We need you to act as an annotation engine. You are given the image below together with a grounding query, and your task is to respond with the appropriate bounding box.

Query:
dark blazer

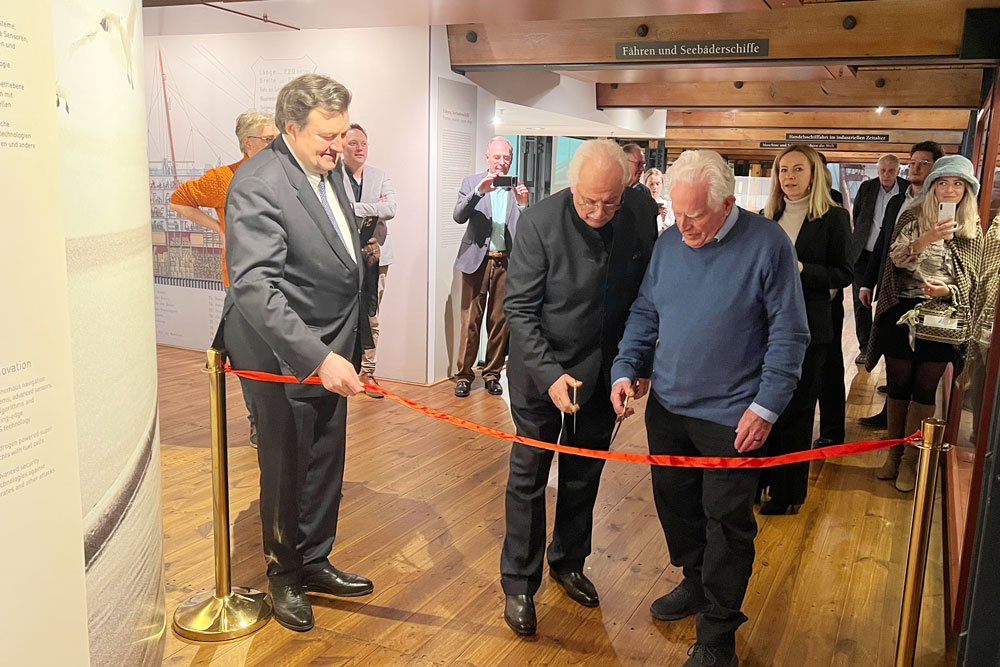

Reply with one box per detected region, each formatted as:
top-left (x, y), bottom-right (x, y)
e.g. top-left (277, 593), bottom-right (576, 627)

top-left (861, 190), bottom-right (909, 291)
top-left (504, 187), bottom-right (657, 404)
top-left (830, 188), bottom-right (844, 205)
top-left (790, 205), bottom-right (854, 345)
top-left (218, 135), bottom-right (368, 398)
top-left (850, 176), bottom-right (909, 263)
top-left (453, 171), bottom-right (521, 274)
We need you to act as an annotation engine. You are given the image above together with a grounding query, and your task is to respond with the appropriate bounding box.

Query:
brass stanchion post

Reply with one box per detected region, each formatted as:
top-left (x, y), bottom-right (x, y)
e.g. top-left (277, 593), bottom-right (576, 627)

top-left (894, 418), bottom-right (949, 667)
top-left (173, 349), bottom-right (272, 641)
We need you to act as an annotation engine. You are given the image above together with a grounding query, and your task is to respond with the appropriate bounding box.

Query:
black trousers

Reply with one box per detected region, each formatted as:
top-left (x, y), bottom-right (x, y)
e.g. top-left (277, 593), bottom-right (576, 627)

top-left (852, 251), bottom-right (873, 350)
top-left (500, 379), bottom-right (615, 596)
top-left (645, 396), bottom-right (763, 647)
top-left (243, 379), bottom-right (347, 586)
top-left (818, 291), bottom-right (846, 443)
top-left (759, 345), bottom-right (826, 506)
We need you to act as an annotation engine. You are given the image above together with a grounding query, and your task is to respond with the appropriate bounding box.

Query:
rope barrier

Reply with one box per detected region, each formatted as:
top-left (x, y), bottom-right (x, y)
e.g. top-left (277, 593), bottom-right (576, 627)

top-left (225, 365), bottom-right (918, 469)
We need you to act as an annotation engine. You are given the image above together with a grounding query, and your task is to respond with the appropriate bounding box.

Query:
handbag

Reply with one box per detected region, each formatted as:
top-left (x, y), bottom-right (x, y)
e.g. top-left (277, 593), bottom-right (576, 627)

top-left (897, 297), bottom-right (970, 347)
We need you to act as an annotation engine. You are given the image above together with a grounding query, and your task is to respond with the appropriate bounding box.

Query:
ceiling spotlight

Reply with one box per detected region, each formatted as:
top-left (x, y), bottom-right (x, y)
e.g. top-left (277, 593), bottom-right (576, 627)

top-left (875, 106), bottom-right (884, 113)
top-left (492, 116), bottom-right (502, 124)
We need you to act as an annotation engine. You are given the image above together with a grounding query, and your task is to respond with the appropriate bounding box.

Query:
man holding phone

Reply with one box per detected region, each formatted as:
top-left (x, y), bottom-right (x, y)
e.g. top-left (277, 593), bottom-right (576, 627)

top-left (452, 136), bottom-right (529, 398)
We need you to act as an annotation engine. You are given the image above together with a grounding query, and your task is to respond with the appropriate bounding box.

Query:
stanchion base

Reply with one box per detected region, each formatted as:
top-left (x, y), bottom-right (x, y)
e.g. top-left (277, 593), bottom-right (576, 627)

top-left (173, 587), bottom-right (272, 641)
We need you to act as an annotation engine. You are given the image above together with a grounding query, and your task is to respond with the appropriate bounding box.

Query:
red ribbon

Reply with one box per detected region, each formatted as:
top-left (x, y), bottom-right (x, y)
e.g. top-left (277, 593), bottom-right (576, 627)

top-left (224, 365), bottom-right (919, 469)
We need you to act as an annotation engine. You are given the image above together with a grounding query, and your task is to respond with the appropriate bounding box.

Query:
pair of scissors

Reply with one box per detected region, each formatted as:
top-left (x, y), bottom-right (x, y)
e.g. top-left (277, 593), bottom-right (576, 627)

top-left (556, 384), bottom-right (580, 445)
top-left (610, 390), bottom-right (632, 446)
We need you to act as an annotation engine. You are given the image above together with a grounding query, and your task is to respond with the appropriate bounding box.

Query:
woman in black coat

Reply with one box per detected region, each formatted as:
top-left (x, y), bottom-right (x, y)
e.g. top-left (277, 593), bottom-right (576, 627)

top-left (758, 144), bottom-right (853, 514)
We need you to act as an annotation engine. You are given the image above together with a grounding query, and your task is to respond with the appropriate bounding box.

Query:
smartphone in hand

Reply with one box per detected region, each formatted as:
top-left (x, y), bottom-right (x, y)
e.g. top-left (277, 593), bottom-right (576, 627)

top-left (938, 202), bottom-right (957, 239)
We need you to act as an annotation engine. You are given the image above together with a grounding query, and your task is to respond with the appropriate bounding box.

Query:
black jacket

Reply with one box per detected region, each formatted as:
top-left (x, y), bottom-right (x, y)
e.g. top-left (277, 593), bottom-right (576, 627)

top-left (504, 187), bottom-right (657, 403)
top-left (790, 206), bottom-right (854, 345)
top-left (861, 191), bottom-right (909, 291)
top-left (850, 176), bottom-right (910, 263)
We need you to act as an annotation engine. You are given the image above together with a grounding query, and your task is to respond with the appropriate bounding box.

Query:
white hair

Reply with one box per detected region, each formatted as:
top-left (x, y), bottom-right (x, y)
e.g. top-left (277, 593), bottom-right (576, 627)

top-left (568, 139), bottom-right (629, 187)
top-left (878, 153), bottom-right (900, 167)
top-left (664, 150), bottom-right (735, 210)
top-left (486, 135), bottom-right (513, 153)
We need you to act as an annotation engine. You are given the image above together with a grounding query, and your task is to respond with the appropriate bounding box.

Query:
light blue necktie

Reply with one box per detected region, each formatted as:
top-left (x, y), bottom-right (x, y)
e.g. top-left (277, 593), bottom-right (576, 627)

top-left (315, 176), bottom-right (355, 262)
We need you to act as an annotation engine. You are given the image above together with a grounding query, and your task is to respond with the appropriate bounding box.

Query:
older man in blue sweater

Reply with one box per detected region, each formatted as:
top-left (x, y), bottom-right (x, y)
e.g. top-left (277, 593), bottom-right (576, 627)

top-left (610, 150), bottom-right (809, 667)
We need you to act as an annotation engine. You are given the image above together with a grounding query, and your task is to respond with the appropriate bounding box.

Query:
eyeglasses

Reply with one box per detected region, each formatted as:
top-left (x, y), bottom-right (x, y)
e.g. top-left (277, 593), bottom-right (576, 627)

top-left (249, 135), bottom-right (276, 144)
top-left (908, 159), bottom-right (933, 168)
top-left (628, 159), bottom-right (646, 168)
top-left (577, 194), bottom-right (624, 213)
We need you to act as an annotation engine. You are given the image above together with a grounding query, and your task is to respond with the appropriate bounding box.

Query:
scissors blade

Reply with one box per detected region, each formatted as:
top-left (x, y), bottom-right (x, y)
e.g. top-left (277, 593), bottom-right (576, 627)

top-left (609, 392), bottom-right (631, 446)
top-left (572, 384), bottom-right (578, 434)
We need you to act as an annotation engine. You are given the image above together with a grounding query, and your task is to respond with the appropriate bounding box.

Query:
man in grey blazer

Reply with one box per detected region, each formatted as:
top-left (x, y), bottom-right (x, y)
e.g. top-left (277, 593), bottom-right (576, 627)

top-left (342, 123), bottom-right (396, 398)
top-left (220, 74), bottom-right (380, 632)
top-left (452, 136), bottom-right (529, 397)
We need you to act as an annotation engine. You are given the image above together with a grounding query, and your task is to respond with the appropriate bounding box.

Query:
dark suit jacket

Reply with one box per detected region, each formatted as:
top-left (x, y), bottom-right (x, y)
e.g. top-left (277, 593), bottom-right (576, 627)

top-left (218, 135), bottom-right (368, 398)
top-left (504, 188), bottom-right (657, 405)
top-left (453, 171), bottom-right (521, 274)
top-left (792, 206), bottom-right (854, 345)
top-left (861, 191), bottom-right (909, 291)
top-left (830, 188), bottom-right (844, 205)
top-left (850, 176), bottom-right (909, 263)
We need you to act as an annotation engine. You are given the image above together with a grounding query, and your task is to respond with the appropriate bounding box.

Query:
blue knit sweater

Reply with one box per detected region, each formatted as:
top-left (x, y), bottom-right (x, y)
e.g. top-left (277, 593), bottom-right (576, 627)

top-left (610, 207), bottom-right (810, 427)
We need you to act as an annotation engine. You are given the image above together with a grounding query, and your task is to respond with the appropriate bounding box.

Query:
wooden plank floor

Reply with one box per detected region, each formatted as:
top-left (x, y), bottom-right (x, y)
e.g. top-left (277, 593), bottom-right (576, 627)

top-left (158, 321), bottom-right (952, 666)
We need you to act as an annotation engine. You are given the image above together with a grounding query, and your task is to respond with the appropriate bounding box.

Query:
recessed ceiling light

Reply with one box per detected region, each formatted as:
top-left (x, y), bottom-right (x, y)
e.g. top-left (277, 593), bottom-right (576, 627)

top-left (875, 106), bottom-right (884, 113)
top-left (492, 116), bottom-right (502, 124)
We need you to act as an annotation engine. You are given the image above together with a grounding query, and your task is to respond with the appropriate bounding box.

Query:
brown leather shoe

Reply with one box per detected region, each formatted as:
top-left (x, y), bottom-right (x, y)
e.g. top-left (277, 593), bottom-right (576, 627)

top-left (359, 372), bottom-right (384, 399)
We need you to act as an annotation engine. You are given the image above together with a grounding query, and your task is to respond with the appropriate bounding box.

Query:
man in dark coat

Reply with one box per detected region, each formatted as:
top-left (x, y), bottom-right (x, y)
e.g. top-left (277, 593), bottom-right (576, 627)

top-left (500, 139), bottom-right (657, 636)
top-left (849, 155), bottom-right (909, 362)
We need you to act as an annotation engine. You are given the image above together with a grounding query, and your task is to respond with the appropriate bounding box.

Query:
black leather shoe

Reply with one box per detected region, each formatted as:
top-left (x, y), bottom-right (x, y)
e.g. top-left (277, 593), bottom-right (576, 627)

top-left (504, 594), bottom-right (536, 635)
top-left (302, 565), bottom-right (374, 597)
top-left (549, 570), bottom-right (599, 607)
top-left (485, 379), bottom-right (503, 396)
top-left (877, 384), bottom-right (888, 394)
top-left (812, 437), bottom-right (834, 448)
top-left (454, 380), bottom-right (471, 397)
top-left (859, 403), bottom-right (888, 428)
top-left (270, 584), bottom-right (313, 631)
top-left (650, 579), bottom-right (709, 621)
top-left (683, 642), bottom-right (738, 667)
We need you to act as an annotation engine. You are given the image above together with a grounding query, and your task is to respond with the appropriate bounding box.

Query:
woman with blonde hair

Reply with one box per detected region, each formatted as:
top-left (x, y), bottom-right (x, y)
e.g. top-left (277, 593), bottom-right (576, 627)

top-left (642, 167), bottom-right (673, 234)
top-left (757, 144), bottom-right (853, 514)
top-left (865, 155), bottom-right (983, 491)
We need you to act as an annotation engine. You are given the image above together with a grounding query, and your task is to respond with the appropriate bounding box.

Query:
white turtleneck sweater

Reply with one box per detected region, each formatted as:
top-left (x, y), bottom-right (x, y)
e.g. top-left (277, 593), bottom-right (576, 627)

top-left (777, 195), bottom-right (810, 244)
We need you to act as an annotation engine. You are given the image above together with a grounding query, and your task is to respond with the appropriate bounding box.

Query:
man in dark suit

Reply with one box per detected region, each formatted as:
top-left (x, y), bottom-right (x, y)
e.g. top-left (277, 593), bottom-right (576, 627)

top-left (622, 143), bottom-right (652, 196)
top-left (220, 74), bottom-right (379, 632)
top-left (500, 139), bottom-right (656, 636)
top-left (452, 136), bottom-right (529, 398)
top-left (856, 141), bottom-right (944, 428)
top-left (849, 155), bottom-right (909, 363)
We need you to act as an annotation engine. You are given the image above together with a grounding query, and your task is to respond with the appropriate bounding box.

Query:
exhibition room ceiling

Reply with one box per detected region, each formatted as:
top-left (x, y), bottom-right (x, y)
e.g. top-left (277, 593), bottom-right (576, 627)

top-left (143, 0), bottom-right (999, 161)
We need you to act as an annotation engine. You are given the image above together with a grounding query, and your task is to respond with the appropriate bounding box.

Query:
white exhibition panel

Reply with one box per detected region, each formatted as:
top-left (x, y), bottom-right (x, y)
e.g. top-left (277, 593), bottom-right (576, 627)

top-left (0, 3), bottom-right (91, 664)
top-left (3, 1), bottom-right (166, 665)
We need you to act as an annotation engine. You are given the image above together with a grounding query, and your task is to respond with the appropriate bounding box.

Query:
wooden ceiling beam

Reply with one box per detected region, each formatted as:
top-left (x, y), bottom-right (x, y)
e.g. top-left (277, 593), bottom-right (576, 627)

top-left (664, 149), bottom-right (912, 163)
top-left (597, 69), bottom-right (984, 109)
top-left (665, 109), bottom-right (972, 130)
top-left (661, 140), bottom-right (959, 153)
top-left (448, 0), bottom-right (996, 69)
top-left (664, 127), bottom-right (964, 144)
